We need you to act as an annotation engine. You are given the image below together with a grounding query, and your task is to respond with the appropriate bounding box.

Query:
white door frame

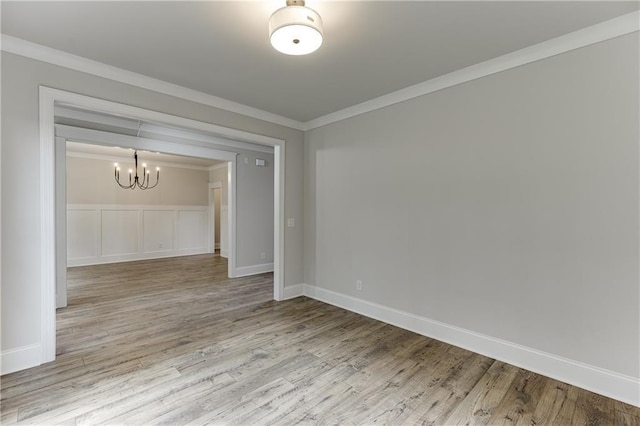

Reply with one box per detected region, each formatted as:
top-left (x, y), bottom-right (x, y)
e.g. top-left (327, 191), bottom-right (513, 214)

top-left (40, 86), bottom-right (286, 364)
top-left (208, 181), bottom-right (223, 253)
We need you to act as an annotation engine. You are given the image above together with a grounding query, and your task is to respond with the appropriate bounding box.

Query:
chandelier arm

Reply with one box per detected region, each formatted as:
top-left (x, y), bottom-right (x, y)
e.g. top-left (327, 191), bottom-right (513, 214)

top-left (114, 170), bottom-right (135, 189)
top-left (113, 151), bottom-right (159, 190)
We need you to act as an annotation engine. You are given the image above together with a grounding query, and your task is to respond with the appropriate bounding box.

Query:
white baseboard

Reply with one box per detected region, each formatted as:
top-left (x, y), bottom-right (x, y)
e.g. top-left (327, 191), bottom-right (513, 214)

top-left (301, 284), bottom-right (640, 407)
top-left (282, 283), bottom-right (305, 300)
top-left (234, 263), bottom-right (274, 277)
top-left (1, 343), bottom-right (42, 375)
top-left (68, 248), bottom-right (209, 267)
top-left (221, 250), bottom-right (228, 259)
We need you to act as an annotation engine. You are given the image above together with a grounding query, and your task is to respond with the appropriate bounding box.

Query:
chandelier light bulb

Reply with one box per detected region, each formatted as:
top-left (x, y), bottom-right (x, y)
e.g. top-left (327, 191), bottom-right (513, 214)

top-left (269, 0), bottom-right (323, 55)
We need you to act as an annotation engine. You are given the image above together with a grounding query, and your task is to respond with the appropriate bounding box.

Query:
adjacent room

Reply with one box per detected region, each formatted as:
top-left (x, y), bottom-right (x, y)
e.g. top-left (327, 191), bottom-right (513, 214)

top-left (1, 1), bottom-right (639, 424)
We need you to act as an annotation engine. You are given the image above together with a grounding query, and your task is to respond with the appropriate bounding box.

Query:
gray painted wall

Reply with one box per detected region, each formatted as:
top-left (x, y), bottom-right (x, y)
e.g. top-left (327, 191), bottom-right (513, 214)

top-left (304, 34), bottom-right (639, 378)
top-left (1, 52), bottom-right (303, 353)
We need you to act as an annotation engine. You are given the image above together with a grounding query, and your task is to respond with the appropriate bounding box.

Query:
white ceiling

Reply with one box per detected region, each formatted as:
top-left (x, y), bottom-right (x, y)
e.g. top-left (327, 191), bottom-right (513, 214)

top-left (2, 1), bottom-right (638, 123)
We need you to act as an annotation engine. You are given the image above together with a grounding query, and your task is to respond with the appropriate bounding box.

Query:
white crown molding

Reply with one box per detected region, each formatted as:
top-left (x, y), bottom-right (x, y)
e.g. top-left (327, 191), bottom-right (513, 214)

top-left (65, 150), bottom-right (215, 171)
top-left (301, 284), bottom-right (640, 407)
top-left (3, 11), bottom-right (638, 133)
top-left (303, 10), bottom-right (640, 130)
top-left (1, 35), bottom-right (305, 131)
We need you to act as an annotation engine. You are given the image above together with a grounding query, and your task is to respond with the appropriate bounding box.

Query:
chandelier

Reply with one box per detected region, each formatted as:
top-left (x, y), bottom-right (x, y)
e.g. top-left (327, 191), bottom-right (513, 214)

top-left (114, 151), bottom-right (160, 190)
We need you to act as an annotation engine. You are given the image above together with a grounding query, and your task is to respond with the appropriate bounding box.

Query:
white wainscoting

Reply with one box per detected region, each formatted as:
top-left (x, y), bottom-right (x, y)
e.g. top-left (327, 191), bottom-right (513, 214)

top-left (67, 204), bottom-right (210, 266)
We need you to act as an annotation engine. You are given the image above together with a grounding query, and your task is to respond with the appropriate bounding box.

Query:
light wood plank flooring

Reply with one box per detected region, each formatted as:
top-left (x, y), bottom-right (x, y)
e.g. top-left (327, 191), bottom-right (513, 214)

top-left (1, 254), bottom-right (638, 425)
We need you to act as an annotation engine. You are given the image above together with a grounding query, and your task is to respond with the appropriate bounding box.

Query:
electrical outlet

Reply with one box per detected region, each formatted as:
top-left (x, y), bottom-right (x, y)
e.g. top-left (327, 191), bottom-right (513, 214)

top-left (356, 280), bottom-right (362, 291)
top-left (261, 252), bottom-right (266, 259)
top-left (287, 218), bottom-right (295, 227)
top-left (158, 243), bottom-right (164, 249)
top-left (244, 157), bottom-right (249, 164)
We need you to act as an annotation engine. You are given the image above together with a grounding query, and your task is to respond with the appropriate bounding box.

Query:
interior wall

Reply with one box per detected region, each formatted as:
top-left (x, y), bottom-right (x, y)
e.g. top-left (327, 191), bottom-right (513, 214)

top-left (236, 152), bottom-right (274, 267)
top-left (207, 156), bottom-right (275, 265)
top-left (67, 156), bottom-right (209, 206)
top-left (304, 33), bottom-right (639, 379)
top-left (1, 51), bottom-right (304, 356)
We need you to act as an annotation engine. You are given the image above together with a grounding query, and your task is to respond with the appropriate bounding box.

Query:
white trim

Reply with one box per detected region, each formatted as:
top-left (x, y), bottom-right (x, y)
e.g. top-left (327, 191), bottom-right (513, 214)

top-left (56, 106), bottom-right (274, 154)
top-left (56, 125), bottom-right (239, 162)
top-left (301, 284), bottom-right (640, 408)
top-left (66, 204), bottom-right (210, 267)
top-left (0, 344), bottom-right (43, 375)
top-left (283, 283), bottom-right (305, 300)
top-left (140, 123), bottom-right (275, 154)
top-left (235, 263), bottom-right (275, 277)
top-left (2, 35), bottom-right (304, 131)
top-left (55, 137), bottom-right (68, 309)
top-left (65, 151), bottom-right (214, 171)
top-left (67, 203), bottom-right (207, 211)
top-left (39, 87), bottom-right (57, 364)
top-left (56, 105), bottom-right (140, 132)
top-left (208, 182), bottom-right (222, 253)
top-left (5, 12), bottom-right (638, 134)
top-left (5, 12), bottom-right (636, 133)
top-left (303, 11), bottom-right (640, 130)
top-left (227, 161), bottom-right (237, 277)
top-left (273, 145), bottom-right (285, 301)
top-left (38, 87), bottom-right (286, 372)
top-left (68, 249), bottom-right (210, 267)
top-left (208, 163), bottom-right (228, 172)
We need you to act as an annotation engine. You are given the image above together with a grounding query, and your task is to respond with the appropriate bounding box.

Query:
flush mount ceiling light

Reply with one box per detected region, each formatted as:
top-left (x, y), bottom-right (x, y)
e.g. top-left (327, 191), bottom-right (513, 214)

top-left (269, 0), bottom-right (323, 55)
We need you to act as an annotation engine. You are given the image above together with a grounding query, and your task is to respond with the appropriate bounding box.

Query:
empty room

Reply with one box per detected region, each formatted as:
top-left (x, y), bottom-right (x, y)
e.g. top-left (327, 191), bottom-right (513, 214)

top-left (1, 1), bottom-right (639, 424)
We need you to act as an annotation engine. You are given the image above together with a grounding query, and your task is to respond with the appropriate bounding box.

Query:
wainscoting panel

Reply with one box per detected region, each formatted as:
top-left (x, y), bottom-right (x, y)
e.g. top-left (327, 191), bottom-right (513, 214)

top-left (101, 209), bottom-right (139, 256)
top-left (67, 209), bottom-right (99, 261)
top-left (178, 210), bottom-right (208, 250)
top-left (67, 204), bottom-right (209, 266)
top-left (143, 210), bottom-right (175, 253)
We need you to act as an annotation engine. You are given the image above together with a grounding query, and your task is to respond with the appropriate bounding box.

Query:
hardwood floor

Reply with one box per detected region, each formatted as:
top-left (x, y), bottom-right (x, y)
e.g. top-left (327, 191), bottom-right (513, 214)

top-left (1, 254), bottom-right (638, 425)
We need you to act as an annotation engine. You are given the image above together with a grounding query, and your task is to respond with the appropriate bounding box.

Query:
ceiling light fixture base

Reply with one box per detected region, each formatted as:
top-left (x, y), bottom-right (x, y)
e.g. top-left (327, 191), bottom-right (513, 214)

top-left (269, 0), bottom-right (323, 56)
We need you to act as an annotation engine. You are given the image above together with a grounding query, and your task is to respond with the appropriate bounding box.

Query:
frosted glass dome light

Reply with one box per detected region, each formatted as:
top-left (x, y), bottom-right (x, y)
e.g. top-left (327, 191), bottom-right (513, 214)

top-left (269, 0), bottom-right (323, 55)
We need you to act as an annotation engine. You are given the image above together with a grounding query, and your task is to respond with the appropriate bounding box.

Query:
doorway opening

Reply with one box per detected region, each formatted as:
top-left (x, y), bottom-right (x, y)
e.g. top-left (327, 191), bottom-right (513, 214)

top-left (41, 87), bottom-right (286, 365)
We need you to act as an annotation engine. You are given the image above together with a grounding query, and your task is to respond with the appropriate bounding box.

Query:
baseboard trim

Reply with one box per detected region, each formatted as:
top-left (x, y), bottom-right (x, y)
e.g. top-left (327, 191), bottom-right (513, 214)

top-left (1, 343), bottom-right (42, 375)
top-left (302, 284), bottom-right (640, 407)
top-left (67, 248), bottom-right (210, 267)
top-left (282, 283), bottom-right (305, 300)
top-left (235, 262), bottom-right (274, 277)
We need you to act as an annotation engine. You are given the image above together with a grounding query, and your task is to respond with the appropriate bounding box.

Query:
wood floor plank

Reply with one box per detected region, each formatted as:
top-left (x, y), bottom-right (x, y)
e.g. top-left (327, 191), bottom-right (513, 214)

top-left (1, 254), bottom-right (637, 425)
top-left (442, 361), bottom-right (520, 425)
